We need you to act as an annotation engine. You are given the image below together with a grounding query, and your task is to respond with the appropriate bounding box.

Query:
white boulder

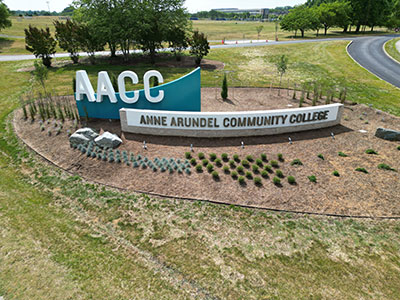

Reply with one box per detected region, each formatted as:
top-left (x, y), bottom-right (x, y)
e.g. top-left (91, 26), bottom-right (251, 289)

top-left (94, 131), bottom-right (122, 149)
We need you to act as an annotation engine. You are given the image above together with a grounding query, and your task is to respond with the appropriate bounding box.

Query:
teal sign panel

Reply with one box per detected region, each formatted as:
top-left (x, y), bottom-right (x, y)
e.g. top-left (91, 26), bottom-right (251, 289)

top-left (75, 68), bottom-right (201, 120)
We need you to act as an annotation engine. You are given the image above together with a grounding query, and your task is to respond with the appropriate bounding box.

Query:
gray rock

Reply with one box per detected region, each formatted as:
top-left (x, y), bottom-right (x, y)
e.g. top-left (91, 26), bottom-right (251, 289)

top-left (75, 127), bottom-right (99, 140)
top-left (94, 131), bottom-right (122, 149)
top-left (69, 132), bottom-right (90, 145)
top-left (375, 128), bottom-right (400, 141)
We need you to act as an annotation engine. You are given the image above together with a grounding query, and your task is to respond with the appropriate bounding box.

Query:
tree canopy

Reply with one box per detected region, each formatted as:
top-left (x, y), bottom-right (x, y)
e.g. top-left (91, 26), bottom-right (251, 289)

top-left (0, 0), bottom-right (11, 31)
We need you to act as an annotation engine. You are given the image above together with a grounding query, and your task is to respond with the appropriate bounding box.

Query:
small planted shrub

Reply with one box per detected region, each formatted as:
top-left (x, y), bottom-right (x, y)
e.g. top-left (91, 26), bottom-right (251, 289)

top-left (223, 165), bottom-right (230, 173)
top-left (206, 163), bottom-right (214, 172)
top-left (198, 152), bottom-right (205, 159)
top-left (245, 171), bottom-right (253, 179)
top-left (241, 160), bottom-right (250, 168)
top-left (233, 154), bottom-right (240, 162)
top-left (287, 176), bottom-right (296, 184)
top-left (231, 171), bottom-right (238, 179)
top-left (185, 168), bottom-right (191, 175)
top-left (264, 165), bottom-right (273, 173)
top-left (185, 152), bottom-right (191, 159)
top-left (397, 145), bottom-right (400, 151)
top-left (221, 153), bottom-right (228, 161)
top-left (237, 165), bottom-right (244, 173)
top-left (246, 155), bottom-right (254, 162)
top-left (253, 177), bottom-right (262, 186)
top-left (276, 169), bottom-right (284, 178)
top-left (332, 170), bottom-right (340, 177)
top-left (378, 163), bottom-right (396, 172)
top-left (202, 159), bottom-right (209, 166)
top-left (365, 149), bottom-right (378, 155)
top-left (209, 153), bottom-right (217, 161)
top-left (270, 160), bottom-right (279, 168)
top-left (229, 160), bottom-right (236, 168)
top-left (290, 159), bottom-right (303, 166)
top-left (317, 154), bottom-right (325, 160)
top-left (277, 153), bottom-right (284, 161)
top-left (255, 158), bottom-right (263, 167)
top-left (338, 151), bottom-right (348, 157)
top-left (355, 167), bottom-right (368, 174)
top-left (211, 171), bottom-right (219, 180)
top-left (215, 158), bottom-right (222, 167)
top-left (238, 176), bottom-right (245, 185)
top-left (195, 164), bottom-right (203, 172)
top-left (308, 175), bottom-right (317, 183)
top-left (260, 153), bottom-right (267, 161)
top-left (190, 158), bottom-right (197, 165)
top-left (273, 176), bottom-right (281, 186)
top-left (252, 165), bottom-right (259, 173)
top-left (261, 170), bottom-right (269, 178)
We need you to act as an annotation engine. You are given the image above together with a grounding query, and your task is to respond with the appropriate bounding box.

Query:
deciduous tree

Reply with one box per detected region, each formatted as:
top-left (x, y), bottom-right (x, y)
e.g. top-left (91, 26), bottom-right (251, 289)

top-left (189, 30), bottom-right (210, 66)
top-left (24, 25), bottom-right (57, 67)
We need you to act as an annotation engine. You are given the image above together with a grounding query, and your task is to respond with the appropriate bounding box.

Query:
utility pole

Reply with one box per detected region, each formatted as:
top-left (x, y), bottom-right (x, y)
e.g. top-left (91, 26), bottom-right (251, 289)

top-left (46, 1), bottom-right (50, 13)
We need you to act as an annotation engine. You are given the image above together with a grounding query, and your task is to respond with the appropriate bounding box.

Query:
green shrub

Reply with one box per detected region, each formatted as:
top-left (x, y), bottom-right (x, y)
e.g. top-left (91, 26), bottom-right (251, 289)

top-left (264, 165), bottom-right (273, 173)
top-left (238, 176), bottom-right (245, 184)
top-left (190, 158), bottom-right (196, 165)
top-left (317, 154), bottom-right (325, 160)
top-left (221, 73), bottom-right (228, 100)
top-left (209, 153), bottom-right (217, 161)
top-left (365, 149), bottom-right (378, 155)
top-left (355, 167), bottom-right (368, 174)
top-left (397, 145), bottom-right (400, 151)
top-left (221, 153), bottom-right (228, 161)
top-left (231, 171), bottom-right (238, 178)
top-left (255, 158), bottom-right (263, 166)
top-left (202, 159), bottom-right (209, 166)
top-left (206, 163), bottom-right (214, 172)
top-left (270, 160), bottom-right (279, 168)
top-left (198, 152), bottom-right (205, 159)
top-left (276, 169), bottom-right (284, 178)
top-left (215, 158), bottom-right (222, 166)
top-left (245, 171), bottom-right (253, 179)
top-left (260, 153), bottom-right (267, 161)
top-left (290, 159), bottom-right (303, 166)
top-left (378, 163), bottom-right (396, 172)
top-left (246, 155), bottom-right (254, 162)
top-left (233, 154), bottom-right (240, 162)
top-left (287, 176), bottom-right (296, 184)
top-left (241, 160), bottom-right (250, 167)
top-left (229, 160), bottom-right (236, 168)
top-left (273, 176), bottom-right (281, 185)
top-left (223, 165), bottom-right (230, 173)
top-left (332, 170), bottom-right (340, 177)
top-left (185, 168), bottom-right (191, 175)
top-left (211, 171), bottom-right (219, 179)
top-left (338, 151), bottom-right (348, 157)
top-left (237, 166), bottom-right (244, 173)
top-left (254, 177), bottom-right (262, 185)
top-left (261, 170), bottom-right (269, 178)
top-left (195, 165), bottom-right (202, 172)
top-left (308, 175), bottom-right (317, 182)
top-left (185, 152), bottom-right (191, 159)
top-left (277, 153), bottom-right (284, 161)
top-left (252, 164), bottom-right (259, 173)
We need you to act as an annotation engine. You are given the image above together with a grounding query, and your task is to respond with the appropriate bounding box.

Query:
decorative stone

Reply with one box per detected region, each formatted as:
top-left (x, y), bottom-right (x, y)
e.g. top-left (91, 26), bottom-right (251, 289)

top-left (75, 127), bottom-right (99, 140)
top-left (69, 132), bottom-right (90, 145)
top-left (375, 128), bottom-right (400, 141)
top-left (94, 131), bottom-right (122, 149)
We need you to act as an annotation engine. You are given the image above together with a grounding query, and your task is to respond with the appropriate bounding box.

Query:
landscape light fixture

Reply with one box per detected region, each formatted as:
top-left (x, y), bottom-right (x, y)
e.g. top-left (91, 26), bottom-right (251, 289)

top-left (288, 137), bottom-right (292, 144)
top-left (143, 141), bottom-right (147, 150)
top-left (241, 141), bottom-right (244, 149)
top-left (331, 132), bottom-right (335, 140)
top-left (190, 144), bottom-right (193, 152)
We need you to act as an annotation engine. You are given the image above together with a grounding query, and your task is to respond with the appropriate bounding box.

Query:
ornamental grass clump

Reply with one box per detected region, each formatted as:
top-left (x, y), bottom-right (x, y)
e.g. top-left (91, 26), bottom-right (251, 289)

top-left (338, 151), bottom-right (348, 157)
top-left (221, 153), bottom-right (228, 161)
top-left (238, 176), bottom-right (245, 185)
top-left (185, 168), bottom-right (191, 175)
top-left (185, 152), bottom-right (191, 159)
top-left (332, 170), bottom-right (340, 177)
top-left (215, 158), bottom-right (222, 167)
top-left (209, 153), bottom-right (217, 161)
top-left (355, 167), bottom-right (368, 174)
top-left (287, 176), bottom-right (296, 184)
top-left (255, 158), bottom-right (263, 167)
top-left (198, 152), bottom-right (205, 159)
top-left (202, 159), bottom-right (209, 166)
top-left (277, 153), bottom-right (284, 162)
top-left (378, 163), bottom-right (396, 172)
top-left (317, 154), bottom-right (325, 160)
top-left (397, 145), bottom-right (400, 151)
top-left (231, 171), bottom-right (238, 179)
top-left (195, 165), bottom-right (203, 172)
top-left (308, 175), bottom-right (317, 182)
top-left (233, 154), bottom-right (240, 162)
top-left (206, 163), bottom-right (214, 172)
top-left (290, 159), bottom-right (303, 166)
top-left (276, 169), bottom-right (284, 178)
top-left (260, 153), bottom-right (267, 161)
top-left (190, 158), bottom-right (196, 165)
top-left (254, 177), bottom-right (262, 186)
top-left (241, 160), bottom-right (250, 168)
top-left (365, 149), bottom-right (378, 155)
top-left (245, 171), bottom-right (253, 179)
top-left (223, 165), bottom-right (230, 173)
top-left (229, 160), bottom-right (236, 168)
top-left (270, 160), bottom-right (279, 168)
top-left (211, 171), bottom-right (219, 180)
top-left (273, 176), bottom-right (281, 186)
top-left (237, 165), bottom-right (244, 173)
top-left (246, 155), bottom-right (254, 162)
top-left (261, 170), bottom-right (269, 178)
top-left (264, 165), bottom-right (273, 173)
top-left (252, 165), bottom-right (259, 173)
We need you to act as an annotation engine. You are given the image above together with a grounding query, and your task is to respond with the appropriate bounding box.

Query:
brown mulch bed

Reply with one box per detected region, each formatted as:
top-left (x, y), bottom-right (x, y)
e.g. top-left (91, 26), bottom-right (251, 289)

top-left (14, 88), bottom-right (400, 217)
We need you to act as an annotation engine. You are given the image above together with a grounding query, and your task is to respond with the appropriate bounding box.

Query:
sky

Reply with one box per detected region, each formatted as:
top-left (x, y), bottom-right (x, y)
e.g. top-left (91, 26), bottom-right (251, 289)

top-left (5, 0), bottom-right (305, 13)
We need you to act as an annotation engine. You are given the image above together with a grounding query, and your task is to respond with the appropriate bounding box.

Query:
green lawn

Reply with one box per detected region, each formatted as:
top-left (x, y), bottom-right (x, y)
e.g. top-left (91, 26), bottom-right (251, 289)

top-left (385, 37), bottom-right (400, 63)
top-left (1, 41), bottom-right (400, 299)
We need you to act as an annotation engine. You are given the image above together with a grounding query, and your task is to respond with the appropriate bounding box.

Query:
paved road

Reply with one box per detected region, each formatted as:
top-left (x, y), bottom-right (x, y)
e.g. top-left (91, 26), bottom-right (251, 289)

top-left (347, 35), bottom-right (400, 88)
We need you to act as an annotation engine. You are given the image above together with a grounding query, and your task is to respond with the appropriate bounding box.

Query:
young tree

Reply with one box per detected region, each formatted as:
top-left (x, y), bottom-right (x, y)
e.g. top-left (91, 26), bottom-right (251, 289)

top-left (189, 30), bottom-right (210, 66)
top-left (32, 60), bottom-right (49, 93)
top-left (0, 0), bottom-right (11, 31)
top-left (276, 55), bottom-right (288, 95)
top-left (76, 23), bottom-right (105, 64)
top-left (256, 25), bottom-right (263, 40)
top-left (24, 25), bottom-right (57, 67)
top-left (221, 74), bottom-right (228, 100)
top-left (167, 27), bottom-right (189, 61)
top-left (54, 19), bottom-right (81, 63)
top-left (280, 5), bottom-right (319, 37)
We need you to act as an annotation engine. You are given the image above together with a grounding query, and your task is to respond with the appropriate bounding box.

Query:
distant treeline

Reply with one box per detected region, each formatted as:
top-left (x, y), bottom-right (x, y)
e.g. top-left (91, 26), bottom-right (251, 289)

top-left (190, 7), bottom-right (293, 21)
top-left (10, 6), bottom-right (75, 17)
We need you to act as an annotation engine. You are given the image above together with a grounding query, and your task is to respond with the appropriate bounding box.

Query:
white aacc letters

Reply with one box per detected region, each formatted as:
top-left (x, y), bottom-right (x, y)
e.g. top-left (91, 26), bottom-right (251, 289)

top-left (75, 70), bottom-right (164, 104)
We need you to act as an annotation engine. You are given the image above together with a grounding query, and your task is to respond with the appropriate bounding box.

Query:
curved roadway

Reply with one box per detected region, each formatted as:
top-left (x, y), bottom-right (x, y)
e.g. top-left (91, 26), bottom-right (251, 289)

top-left (2, 34), bottom-right (400, 88)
